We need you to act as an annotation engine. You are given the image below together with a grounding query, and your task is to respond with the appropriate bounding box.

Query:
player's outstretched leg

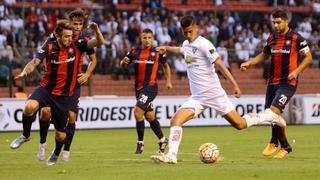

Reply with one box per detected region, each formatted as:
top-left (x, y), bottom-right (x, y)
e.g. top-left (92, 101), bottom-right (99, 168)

top-left (241, 108), bottom-right (286, 128)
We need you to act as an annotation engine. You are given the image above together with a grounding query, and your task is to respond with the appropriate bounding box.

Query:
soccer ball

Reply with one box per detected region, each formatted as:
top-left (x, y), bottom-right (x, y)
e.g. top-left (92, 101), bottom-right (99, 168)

top-left (198, 143), bottom-right (220, 164)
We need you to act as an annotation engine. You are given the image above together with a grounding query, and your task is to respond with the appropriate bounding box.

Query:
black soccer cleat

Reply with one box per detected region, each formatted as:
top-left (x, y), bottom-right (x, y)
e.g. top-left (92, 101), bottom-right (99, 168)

top-left (158, 138), bottom-right (168, 154)
top-left (135, 142), bottom-right (144, 154)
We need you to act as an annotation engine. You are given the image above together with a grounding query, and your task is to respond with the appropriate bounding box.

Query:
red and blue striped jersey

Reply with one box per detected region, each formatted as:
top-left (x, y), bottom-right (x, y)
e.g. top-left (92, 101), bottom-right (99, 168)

top-left (263, 29), bottom-right (310, 87)
top-left (36, 39), bottom-right (89, 96)
top-left (126, 46), bottom-right (167, 90)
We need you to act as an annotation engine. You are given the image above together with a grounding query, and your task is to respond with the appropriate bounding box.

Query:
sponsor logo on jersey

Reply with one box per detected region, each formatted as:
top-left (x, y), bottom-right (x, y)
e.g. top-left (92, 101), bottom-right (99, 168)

top-left (51, 56), bottom-right (75, 64)
top-left (185, 57), bottom-right (196, 64)
top-left (134, 60), bottom-right (155, 64)
top-left (271, 49), bottom-right (290, 54)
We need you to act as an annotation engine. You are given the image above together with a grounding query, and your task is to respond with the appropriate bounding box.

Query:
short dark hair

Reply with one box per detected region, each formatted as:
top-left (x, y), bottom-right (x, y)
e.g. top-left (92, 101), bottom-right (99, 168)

top-left (54, 19), bottom-right (73, 37)
top-left (272, 9), bottom-right (289, 20)
top-left (68, 9), bottom-right (86, 21)
top-left (180, 15), bottom-right (196, 29)
top-left (142, 28), bottom-right (153, 35)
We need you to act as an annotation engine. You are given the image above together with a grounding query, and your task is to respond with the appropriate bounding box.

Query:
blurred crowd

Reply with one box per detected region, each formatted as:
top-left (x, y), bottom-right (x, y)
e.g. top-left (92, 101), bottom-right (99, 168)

top-left (0, 0), bottom-right (320, 87)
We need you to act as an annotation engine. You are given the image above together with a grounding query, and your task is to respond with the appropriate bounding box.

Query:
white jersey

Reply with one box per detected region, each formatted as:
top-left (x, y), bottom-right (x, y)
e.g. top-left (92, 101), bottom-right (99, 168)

top-left (181, 36), bottom-right (226, 99)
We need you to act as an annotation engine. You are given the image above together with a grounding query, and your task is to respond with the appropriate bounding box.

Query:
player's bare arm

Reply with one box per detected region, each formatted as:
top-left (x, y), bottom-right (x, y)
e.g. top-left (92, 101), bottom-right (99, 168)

top-left (78, 53), bottom-right (97, 84)
top-left (240, 52), bottom-right (270, 71)
top-left (156, 46), bottom-right (183, 56)
top-left (288, 51), bottom-right (312, 80)
top-left (120, 56), bottom-right (130, 68)
top-left (215, 58), bottom-right (242, 98)
top-left (15, 58), bottom-right (41, 80)
top-left (162, 63), bottom-right (173, 89)
top-left (86, 22), bottom-right (106, 49)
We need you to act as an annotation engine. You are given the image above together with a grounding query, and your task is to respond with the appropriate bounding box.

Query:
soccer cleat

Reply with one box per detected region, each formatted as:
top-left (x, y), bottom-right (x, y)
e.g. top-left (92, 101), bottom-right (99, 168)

top-left (262, 143), bottom-right (278, 156)
top-left (135, 142), bottom-right (144, 154)
top-left (37, 143), bottom-right (47, 161)
top-left (61, 150), bottom-right (70, 161)
top-left (273, 147), bottom-right (292, 159)
top-left (10, 135), bottom-right (30, 149)
top-left (158, 138), bottom-right (168, 154)
top-left (151, 154), bottom-right (177, 164)
top-left (264, 109), bottom-right (287, 127)
top-left (271, 116), bottom-right (287, 127)
top-left (47, 152), bottom-right (58, 166)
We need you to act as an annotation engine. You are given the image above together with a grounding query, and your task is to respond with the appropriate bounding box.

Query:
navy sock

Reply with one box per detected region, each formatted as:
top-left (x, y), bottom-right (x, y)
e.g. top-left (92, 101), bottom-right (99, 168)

top-left (22, 114), bottom-right (36, 138)
top-left (149, 119), bottom-right (164, 140)
top-left (270, 125), bottom-right (280, 145)
top-left (63, 123), bottom-right (75, 151)
top-left (39, 119), bottom-right (50, 144)
top-left (278, 127), bottom-right (291, 149)
top-left (136, 121), bottom-right (145, 141)
top-left (54, 138), bottom-right (64, 156)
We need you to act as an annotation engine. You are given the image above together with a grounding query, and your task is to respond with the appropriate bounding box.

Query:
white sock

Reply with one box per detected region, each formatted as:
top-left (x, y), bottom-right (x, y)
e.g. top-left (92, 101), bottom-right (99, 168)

top-left (243, 108), bottom-right (278, 127)
top-left (167, 126), bottom-right (183, 160)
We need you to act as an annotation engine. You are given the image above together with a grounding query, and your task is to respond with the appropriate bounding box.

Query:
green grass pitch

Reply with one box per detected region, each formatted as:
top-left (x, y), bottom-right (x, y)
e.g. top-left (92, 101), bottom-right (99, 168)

top-left (1, 125), bottom-right (319, 180)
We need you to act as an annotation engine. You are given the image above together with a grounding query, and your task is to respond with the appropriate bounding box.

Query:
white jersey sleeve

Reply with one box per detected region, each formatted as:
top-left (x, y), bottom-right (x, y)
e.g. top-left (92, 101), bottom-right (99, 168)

top-left (200, 40), bottom-right (220, 64)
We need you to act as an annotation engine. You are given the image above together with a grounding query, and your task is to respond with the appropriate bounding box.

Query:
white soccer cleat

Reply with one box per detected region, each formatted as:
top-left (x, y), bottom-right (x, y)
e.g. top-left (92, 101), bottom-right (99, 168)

top-left (265, 109), bottom-right (287, 127)
top-left (10, 135), bottom-right (30, 149)
top-left (151, 154), bottom-right (177, 164)
top-left (37, 143), bottom-right (47, 161)
top-left (61, 150), bottom-right (70, 161)
top-left (271, 115), bottom-right (287, 127)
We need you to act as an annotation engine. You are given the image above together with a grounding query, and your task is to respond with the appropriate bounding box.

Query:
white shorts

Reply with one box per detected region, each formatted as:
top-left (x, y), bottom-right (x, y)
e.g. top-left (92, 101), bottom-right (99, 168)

top-left (179, 94), bottom-right (235, 118)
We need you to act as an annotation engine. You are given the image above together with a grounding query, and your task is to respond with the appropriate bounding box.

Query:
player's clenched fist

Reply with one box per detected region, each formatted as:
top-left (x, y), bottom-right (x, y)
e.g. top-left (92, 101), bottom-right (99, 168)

top-left (240, 61), bottom-right (251, 71)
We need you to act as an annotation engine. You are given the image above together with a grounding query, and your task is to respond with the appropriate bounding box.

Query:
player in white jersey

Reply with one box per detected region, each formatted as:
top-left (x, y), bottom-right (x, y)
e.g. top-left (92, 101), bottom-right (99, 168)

top-left (151, 15), bottom-right (287, 164)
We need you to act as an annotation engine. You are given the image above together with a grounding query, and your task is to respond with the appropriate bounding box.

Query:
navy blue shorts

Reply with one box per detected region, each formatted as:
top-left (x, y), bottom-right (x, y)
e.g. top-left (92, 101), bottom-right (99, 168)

top-left (265, 85), bottom-right (296, 112)
top-left (29, 87), bottom-right (69, 132)
top-left (135, 86), bottom-right (157, 112)
top-left (68, 85), bottom-right (80, 113)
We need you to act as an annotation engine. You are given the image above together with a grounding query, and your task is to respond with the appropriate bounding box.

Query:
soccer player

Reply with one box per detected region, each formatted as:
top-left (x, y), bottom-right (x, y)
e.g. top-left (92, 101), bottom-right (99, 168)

top-left (10, 20), bottom-right (105, 165)
top-left (240, 10), bottom-right (312, 159)
top-left (120, 28), bottom-right (172, 154)
top-left (151, 15), bottom-right (286, 164)
top-left (36, 9), bottom-right (97, 162)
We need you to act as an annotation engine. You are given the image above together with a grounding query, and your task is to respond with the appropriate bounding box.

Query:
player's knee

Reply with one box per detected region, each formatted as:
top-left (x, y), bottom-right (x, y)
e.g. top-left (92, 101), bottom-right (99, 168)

top-left (134, 108), bottom-right (144, 121)
top-left (144, 112), bottom-right (154, 121)
top-left (55, 131), bottom-right (66, 142)
top-left (170, 116), bottom-right (183, 126)
top-left (24, 101), bottom-right (38, 116)
top-left (40, 107), bottom-right (51, 121)
top-left (68, 111), bottom-right (77, 124)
